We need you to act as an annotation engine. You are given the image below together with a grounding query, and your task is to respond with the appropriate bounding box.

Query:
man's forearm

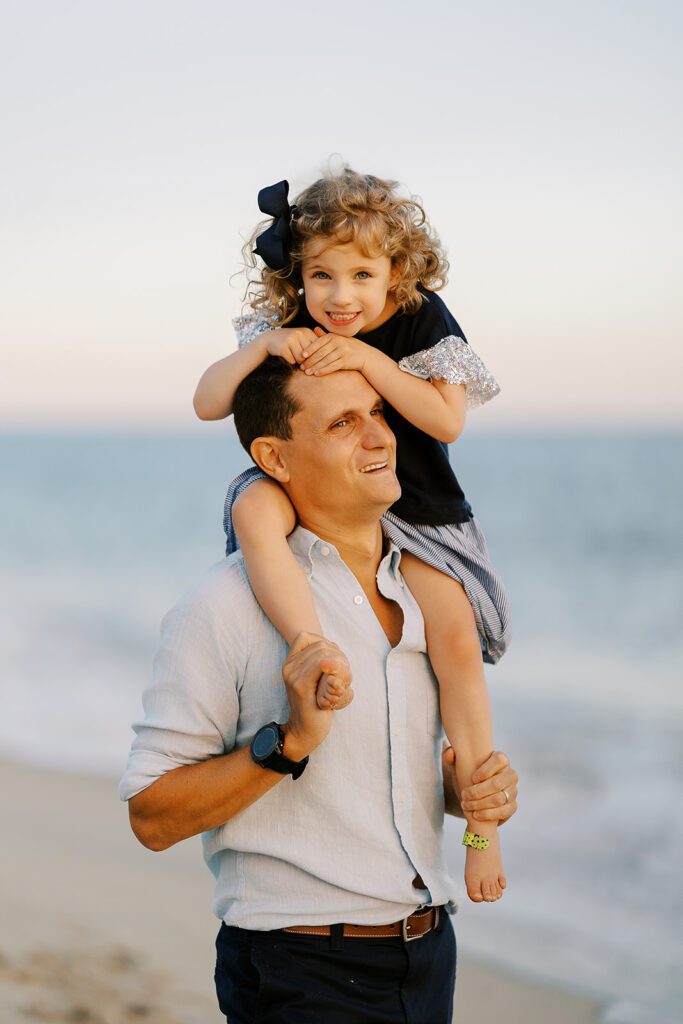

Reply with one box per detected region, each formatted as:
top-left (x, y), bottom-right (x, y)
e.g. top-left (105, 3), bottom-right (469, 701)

top-left (129, 745), bottom-right (287, 851)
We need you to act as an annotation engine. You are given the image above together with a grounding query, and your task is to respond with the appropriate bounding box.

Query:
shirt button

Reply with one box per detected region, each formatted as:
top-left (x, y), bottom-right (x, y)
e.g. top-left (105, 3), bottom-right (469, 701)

top-left (320, 546), bottom-right (330, 557)
top-left (353, 595), bottom-right (363, 605)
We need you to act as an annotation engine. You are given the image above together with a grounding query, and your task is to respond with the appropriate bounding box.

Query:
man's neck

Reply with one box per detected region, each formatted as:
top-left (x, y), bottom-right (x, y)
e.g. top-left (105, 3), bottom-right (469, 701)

top-left (296, 513), bottom-right (385, 585)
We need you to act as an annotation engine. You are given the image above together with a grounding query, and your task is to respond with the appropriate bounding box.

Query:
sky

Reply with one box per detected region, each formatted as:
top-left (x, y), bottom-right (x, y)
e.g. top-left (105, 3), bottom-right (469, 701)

top-left (1, 0), bottom-right (682, 430)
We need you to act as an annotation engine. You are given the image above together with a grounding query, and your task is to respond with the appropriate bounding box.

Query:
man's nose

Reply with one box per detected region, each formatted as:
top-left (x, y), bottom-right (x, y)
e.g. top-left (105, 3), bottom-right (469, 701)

top-left (362, 416), bottom-right (394, 449)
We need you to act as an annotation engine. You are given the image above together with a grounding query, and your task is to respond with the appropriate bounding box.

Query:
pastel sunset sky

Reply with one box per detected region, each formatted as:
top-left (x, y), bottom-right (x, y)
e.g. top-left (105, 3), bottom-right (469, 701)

top-left (2, 0), bottom-right (681, 429)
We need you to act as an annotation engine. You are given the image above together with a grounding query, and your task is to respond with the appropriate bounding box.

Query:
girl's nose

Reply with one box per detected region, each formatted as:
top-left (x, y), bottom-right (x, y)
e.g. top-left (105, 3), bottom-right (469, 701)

top-left (329, 281), bottom-right (353, 307)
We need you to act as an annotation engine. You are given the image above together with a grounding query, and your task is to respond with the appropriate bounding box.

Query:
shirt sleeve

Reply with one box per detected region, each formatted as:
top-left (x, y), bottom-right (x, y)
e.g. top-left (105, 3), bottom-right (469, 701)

top-left (397, 293), bottom-right (501, 409)
top-left (232, 313), bottom-right (275, 349)
top-left (398, 337), bottom-right (501, 409)
top-left (118, 560), bottom-right (255, 801)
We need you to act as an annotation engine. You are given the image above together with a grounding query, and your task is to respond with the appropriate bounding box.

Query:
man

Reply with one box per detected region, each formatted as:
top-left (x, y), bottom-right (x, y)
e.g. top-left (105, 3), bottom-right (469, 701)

top-left (120, 358), bottom-right (518, 1023)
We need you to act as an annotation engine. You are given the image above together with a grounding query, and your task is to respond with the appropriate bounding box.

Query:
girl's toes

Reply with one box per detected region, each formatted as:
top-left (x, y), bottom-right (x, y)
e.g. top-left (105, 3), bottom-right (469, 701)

top-left (499, 874), bottom-right (507, 891)
top-left (482, 880), bottom-right (497, 902)
top-left (467, 885), bottom-right (484, 903)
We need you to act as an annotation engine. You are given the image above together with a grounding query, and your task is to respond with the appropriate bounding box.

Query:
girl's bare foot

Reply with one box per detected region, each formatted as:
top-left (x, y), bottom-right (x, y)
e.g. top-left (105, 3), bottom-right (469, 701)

top-left (465, 828), bottom-right (506, 903)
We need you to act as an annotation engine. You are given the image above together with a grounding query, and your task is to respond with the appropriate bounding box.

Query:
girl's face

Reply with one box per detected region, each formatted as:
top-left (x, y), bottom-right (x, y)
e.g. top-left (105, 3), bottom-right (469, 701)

top-left (300, 239), bottom-right (400, 336)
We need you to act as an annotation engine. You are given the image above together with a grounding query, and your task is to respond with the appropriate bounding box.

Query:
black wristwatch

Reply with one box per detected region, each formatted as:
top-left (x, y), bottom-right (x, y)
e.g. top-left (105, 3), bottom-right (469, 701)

top-left (250, 722), bottom-right (309, 780)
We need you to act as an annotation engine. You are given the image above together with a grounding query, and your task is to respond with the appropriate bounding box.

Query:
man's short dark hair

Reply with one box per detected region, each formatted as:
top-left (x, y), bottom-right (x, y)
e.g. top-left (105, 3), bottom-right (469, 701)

top-left (233, 356), bottom-right (301, 456)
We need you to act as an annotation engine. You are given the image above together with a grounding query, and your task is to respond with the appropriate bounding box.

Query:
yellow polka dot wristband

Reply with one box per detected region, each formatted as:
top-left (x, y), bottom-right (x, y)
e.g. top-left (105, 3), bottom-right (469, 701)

top-left (462, 830), bottom-right (490, 851)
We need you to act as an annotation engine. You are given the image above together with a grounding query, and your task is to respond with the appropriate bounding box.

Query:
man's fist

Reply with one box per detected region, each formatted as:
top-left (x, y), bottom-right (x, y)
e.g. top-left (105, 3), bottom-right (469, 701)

top-left (443, 746), bottom-right (518, 824)
top-left (281, 633), bottom-right (353, 761)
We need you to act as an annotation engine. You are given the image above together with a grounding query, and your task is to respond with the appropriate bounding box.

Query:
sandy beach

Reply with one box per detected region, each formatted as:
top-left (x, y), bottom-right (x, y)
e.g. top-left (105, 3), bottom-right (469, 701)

top-left (0, 757), bottom-right (606, 1023)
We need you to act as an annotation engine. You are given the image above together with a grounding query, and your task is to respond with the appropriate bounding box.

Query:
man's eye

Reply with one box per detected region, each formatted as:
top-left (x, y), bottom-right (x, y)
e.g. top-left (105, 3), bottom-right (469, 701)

top-left (331, 419), bottom-right (348, 429)
top-left (371, 406), bottom-right (384, 417)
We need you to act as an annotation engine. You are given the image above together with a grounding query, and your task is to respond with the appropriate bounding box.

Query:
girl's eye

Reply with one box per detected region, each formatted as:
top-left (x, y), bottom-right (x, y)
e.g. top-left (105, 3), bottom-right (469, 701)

top-left (356, 271), bottom-right (370, 280)
top-left (311, 271), bottom-right (331, 279)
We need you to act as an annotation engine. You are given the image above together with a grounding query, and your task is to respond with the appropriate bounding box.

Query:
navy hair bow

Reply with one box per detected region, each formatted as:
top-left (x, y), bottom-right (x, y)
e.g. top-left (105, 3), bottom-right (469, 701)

top-left (253, 180), bottom-right (296, 271)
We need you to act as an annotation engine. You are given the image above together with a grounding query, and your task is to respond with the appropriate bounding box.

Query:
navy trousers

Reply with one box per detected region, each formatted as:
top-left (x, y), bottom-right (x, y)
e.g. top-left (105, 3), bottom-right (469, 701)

top-left (214, 910), bottom-right (456, 1024)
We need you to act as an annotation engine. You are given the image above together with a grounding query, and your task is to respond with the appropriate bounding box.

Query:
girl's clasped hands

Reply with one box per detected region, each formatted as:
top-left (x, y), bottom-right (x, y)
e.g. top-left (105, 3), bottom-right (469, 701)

top-left (265, 325), bottom-right (369, 376)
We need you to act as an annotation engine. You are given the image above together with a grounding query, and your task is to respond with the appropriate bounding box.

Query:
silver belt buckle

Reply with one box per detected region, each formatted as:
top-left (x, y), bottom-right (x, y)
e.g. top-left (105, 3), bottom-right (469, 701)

top-left (402, 906), bottom-right (439, 942)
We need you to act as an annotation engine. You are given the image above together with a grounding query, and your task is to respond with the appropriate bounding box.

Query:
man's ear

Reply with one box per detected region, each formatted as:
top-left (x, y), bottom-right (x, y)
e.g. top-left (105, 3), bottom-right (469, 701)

top-left (249, 437), bottom-right (291, 483)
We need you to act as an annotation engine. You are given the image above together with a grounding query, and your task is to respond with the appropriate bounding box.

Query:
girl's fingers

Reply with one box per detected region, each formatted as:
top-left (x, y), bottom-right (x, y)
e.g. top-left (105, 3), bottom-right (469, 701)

top-left (306, 351), bottom-right (343, 373)
top-left (312, 357), bottom-right (343, 376)
top-left (306, 354), bottom-right (338, 373)
top-left (302, 345), bottom-right (335, 370)
top-left (300, 335), bottom-right (328, 361)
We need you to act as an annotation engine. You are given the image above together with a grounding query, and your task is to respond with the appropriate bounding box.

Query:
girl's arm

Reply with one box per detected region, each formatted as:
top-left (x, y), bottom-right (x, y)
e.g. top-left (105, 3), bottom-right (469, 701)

top-left (194, 332), bottom-right (270, 420)
top-left (361, 346), bottom-right (467, 443)
top-left (232, 477), bottom-right (323, 645)
top-left (194, 326), bottom-right (319, 420)
top-left (232, 478), bottom-right (349, 710)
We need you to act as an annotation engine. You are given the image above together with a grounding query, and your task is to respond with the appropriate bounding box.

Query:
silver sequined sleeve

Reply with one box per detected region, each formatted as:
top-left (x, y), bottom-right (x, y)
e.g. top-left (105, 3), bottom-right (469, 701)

top-left (232, 313), bottom-right (275, 349)
top-left (398, 336), bottom-right (500, 409)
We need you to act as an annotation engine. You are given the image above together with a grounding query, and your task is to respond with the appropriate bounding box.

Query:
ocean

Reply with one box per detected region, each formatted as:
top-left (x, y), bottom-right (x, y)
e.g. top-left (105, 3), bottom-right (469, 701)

top-left (1, 429), bottom-right (682, 1022)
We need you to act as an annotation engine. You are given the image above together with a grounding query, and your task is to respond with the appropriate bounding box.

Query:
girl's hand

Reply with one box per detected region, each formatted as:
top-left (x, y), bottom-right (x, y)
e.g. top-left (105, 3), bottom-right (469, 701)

top-left (300, 328), bottom-right (369, 376)
top-left (265, 327), bottom-right (319, 366)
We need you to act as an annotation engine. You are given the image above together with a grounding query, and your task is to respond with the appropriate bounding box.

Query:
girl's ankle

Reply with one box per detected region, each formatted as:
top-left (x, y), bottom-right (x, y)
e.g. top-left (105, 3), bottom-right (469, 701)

top-left (465, 818), bottom-right (497, 838)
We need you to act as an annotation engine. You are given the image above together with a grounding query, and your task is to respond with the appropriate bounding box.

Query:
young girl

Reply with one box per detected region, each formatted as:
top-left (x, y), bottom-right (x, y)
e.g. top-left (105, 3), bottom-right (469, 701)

top-left (194, 169), bottom-right (511, 904)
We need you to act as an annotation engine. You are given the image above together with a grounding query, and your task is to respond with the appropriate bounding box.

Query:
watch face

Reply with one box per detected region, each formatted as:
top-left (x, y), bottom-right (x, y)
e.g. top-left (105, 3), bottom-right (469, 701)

top-left (252, 723), bottom-right (280, 760)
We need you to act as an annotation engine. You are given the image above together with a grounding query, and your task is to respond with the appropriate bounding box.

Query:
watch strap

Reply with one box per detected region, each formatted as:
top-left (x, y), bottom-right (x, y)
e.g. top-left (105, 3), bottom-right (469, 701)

top-left (264, 747), bottom-right (309, 780)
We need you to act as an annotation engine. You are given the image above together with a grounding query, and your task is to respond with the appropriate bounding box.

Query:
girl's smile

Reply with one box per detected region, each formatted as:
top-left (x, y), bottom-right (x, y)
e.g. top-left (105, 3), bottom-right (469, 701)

top-left (301, 241), bottom-right (400, 336)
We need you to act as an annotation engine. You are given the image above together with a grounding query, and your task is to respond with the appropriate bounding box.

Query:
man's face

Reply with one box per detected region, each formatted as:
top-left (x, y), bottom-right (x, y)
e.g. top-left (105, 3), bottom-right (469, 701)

top-left (277, 370), bottom-right (401, 523)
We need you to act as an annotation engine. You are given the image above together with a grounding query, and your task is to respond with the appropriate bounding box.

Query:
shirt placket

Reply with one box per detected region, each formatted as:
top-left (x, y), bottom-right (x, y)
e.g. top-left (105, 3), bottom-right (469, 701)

top-left (381, 560), bottom-right (434, 904)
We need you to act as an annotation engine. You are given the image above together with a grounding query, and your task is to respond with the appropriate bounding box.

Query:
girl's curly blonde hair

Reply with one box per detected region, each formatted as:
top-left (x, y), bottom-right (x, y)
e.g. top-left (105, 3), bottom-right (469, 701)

top-left (241, 167), bottom-right (449, 325)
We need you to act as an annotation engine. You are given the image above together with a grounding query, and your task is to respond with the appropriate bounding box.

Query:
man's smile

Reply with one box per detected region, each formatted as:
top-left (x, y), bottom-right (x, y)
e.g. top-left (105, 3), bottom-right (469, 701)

top-left (359, 460), bottom-right (390, 474)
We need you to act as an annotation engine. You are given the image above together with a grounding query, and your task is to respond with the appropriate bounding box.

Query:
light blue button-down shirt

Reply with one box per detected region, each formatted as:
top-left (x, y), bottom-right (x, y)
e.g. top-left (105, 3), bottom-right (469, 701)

top-left (120, 527), bottom-right (459, 929)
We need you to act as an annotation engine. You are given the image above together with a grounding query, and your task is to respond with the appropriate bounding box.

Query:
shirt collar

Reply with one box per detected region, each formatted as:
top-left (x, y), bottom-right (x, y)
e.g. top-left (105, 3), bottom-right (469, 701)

top-left (289, 526), bottom-right (402, 580)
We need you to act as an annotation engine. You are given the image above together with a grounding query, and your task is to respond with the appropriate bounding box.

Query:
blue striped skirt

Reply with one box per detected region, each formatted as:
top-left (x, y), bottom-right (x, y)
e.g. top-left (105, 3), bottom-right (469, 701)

top-left (224, 467), bottom-right (510, 665)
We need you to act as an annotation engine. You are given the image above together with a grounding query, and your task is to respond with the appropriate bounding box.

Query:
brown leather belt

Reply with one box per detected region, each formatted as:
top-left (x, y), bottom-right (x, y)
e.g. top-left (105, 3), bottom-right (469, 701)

top-left (283, 906), bottom-right (441, 943)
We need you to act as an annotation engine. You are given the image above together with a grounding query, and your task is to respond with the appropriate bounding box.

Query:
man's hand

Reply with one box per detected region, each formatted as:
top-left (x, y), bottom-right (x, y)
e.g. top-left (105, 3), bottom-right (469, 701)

top-left (281, 632), bottom-right (354, 760)
top-left (299, 327), bottom-right (369, 376)
top-left (443, 746), bottom-right (518, 824)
